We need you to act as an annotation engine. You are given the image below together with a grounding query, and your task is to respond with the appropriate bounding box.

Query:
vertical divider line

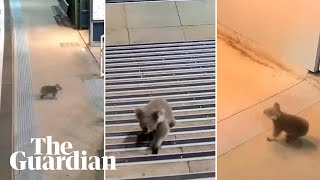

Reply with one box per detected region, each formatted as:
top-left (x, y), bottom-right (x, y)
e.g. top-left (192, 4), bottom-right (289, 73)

top-left (214, 0), bottom-right (218, 178)
top-left (103, 5), bottom-right (107, 178)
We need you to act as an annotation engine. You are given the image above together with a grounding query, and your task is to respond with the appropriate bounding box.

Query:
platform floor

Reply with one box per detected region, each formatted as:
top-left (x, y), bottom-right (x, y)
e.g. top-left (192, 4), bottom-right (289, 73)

top-left (105, 0), bottom-right (215, 45)
top-left (0, 0), bottom-right (13, 179)
top-left (11, 0), bottom-right (103, 179)
top-left (217, 36), bottom-right (320, 180)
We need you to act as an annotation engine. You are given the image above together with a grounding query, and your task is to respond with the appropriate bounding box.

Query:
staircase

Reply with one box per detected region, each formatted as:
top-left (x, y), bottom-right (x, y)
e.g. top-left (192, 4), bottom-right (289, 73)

top-left (105, 40), bottom-right (216, 179)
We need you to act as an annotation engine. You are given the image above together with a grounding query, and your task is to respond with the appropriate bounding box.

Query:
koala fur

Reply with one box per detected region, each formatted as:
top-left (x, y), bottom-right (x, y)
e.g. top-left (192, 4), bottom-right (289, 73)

top-left (135, 98), bottom-right (175, 154)
top-left (264, 102), bottom-right (309, 143)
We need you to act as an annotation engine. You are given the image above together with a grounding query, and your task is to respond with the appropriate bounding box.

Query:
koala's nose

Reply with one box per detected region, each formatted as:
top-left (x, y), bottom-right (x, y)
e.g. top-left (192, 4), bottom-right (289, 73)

top-left (142, 128), bottom-right (148, 133)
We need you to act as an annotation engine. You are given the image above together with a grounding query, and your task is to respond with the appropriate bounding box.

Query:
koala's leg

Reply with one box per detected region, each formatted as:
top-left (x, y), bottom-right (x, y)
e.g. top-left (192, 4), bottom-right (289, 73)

top-left (150, 123), bottom-right (169, 154)
top-left (136, 132), bottom-right (146, 147)
top-left (150, 135), bottom-right (164, 154)
top-left (40, 94), bottom-right (45, 99)
top-left (169, 119), bottom-right (175, 128)
top-left (53, 92), bottom-right (57, 99)
top-left (286, 133), bottom-right (299, 143)
top-left (136, 131), bottom-right (154, 147)
top-left (267, 126), bottom-right (282, 142)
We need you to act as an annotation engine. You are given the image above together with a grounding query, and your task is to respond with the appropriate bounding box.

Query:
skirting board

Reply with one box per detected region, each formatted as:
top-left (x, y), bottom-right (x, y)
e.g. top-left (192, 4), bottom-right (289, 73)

top-left (217, 22), bottom-right (308, 79)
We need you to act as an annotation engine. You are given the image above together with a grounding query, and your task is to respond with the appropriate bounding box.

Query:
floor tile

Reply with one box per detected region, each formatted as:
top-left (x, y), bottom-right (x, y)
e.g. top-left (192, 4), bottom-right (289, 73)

top-left (183, 25), bottom-right (215, 40)
top-left (176, 0), bottom-right (215, 26)
top-left (129, 27), bottom-right (185, 44)
top-left (106, 29), bottom-right (129, 45)
top-left (125, 2), bottom-right (181, 28)
top-left (105, 4), bottom-right (127, 30)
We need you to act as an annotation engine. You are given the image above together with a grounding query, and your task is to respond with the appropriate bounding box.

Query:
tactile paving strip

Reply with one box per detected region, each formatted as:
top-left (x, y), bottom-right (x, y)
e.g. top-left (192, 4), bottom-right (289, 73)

top-left (105, 40), bottom-right (215, 179)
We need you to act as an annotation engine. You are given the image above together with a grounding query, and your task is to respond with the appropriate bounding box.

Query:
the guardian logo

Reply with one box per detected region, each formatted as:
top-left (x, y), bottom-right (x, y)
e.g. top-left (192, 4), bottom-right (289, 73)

top-left (10, 136), bottom-right (116, 170)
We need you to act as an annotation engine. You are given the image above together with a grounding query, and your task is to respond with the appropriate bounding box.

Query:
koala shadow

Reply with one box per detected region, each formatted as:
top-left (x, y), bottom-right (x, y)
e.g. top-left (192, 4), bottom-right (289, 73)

top-left (122, 132), bottom-right (153, 147)
top-left (275, 136), bottom-right (318, 152)
top-left (35, 94), bottom-right (56, 101)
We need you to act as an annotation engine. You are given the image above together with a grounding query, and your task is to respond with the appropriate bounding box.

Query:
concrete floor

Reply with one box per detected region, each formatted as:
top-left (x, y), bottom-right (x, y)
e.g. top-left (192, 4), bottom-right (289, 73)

top-left (19, 0), bottom-right (103, 179)
top-left (217, 38), bottom-right (302, 121)
top-left (105, 0), bottom-right (215, 45)
top-left (78, 30), bottom-right (101, 64)
top-left (217, 36), bottom-right (320, 179)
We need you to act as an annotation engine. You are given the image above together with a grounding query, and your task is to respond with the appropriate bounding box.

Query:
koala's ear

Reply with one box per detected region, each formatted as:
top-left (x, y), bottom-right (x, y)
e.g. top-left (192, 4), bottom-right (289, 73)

top-left (274, 102), bottom-right (281, 111)
top-left (135, 108), bottom-right (143, 120)
top-left (152, 109), bottom-right (165, 122)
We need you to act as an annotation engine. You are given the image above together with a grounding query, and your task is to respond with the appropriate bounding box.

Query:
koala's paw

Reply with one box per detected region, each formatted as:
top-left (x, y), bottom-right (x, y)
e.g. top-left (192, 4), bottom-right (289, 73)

top-left (152, 148), bottom-right (158, 154)
top-left (169, 121), bottom-right (175, 128)
top-left (266, 137), bottom-right (274, 142)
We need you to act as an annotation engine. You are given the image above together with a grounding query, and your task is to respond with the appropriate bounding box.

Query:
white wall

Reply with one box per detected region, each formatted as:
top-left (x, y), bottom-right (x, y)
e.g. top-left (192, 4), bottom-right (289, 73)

top-left (218, 0), bottom-right (320, 72)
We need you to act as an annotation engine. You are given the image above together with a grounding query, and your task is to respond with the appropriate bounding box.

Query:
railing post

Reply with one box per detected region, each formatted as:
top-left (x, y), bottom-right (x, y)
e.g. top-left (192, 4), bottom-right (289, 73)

top-left (100, 34), bottom-right (104, 77)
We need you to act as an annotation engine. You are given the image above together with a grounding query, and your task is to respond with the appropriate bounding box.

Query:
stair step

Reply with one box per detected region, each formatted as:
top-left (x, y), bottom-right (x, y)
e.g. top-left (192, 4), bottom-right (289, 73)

top-left (124, 171), bottom-right (216, 180)
top-left (105, 40), bottom-right (215, 178)
top-left (114, 151), bottom-right (215, 166)
top-left (106, 137), bottom-right (215, 152)
top-left (105, 125), bottom-right (215, 139)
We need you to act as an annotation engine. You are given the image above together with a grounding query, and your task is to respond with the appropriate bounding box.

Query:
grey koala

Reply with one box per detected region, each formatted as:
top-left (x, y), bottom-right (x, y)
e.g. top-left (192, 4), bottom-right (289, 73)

top-left (40, 84), bottom-right (63, 99)
top-left (135, 98), bottom-right (176, 154)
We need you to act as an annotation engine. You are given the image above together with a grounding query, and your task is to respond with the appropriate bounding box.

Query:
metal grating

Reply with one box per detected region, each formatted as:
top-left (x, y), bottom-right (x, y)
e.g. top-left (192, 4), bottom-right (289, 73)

top-left (84, 79), bottom-right (104, 118)
top-left (105, 40), bottom-right (215, 179)
top-left (10, 0), bottom-right (42, 179)
top-left (51, 3), bottom-right (71, 27)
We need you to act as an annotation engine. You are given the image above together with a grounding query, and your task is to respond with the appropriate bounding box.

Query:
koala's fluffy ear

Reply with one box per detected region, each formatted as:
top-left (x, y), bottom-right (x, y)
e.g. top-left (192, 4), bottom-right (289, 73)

top-left (274, 102), bottom-right (281, 111)
top-left (135, 108), bottom-right (143, 121)
top-left (272, 102), bottom-right (282, 120)
top-left (152, 109), bottom-right (165, 122)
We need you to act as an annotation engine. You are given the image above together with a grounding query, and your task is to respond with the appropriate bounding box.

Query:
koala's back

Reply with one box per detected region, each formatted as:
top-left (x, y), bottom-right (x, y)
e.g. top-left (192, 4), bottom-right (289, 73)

top-left (276, 113), bottom-right (309, 136)
top-left (144, 98), bottom-right (174, 120)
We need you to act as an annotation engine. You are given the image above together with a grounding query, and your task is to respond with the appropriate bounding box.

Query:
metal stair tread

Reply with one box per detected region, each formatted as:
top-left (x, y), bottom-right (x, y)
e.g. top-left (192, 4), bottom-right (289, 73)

top-left (105, 40), bottom-right (215, 177)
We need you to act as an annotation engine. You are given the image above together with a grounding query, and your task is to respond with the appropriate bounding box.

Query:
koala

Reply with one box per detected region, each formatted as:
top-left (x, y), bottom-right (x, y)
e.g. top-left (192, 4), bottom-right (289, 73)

top-left (40, 84), bottom-right (63, 99)
top-left (263, 102), bottom-right (309, 143)
top-left (135, 98), bottom-right (176, 154)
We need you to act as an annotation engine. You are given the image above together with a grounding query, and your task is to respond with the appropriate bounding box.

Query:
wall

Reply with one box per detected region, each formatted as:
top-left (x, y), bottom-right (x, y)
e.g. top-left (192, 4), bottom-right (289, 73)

top-left (218, 0), bottom-right (320, 72)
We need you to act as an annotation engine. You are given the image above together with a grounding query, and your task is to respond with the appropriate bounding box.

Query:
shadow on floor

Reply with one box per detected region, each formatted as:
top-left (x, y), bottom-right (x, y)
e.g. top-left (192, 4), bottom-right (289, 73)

top-left (271, 136), bottom-right (319, 152)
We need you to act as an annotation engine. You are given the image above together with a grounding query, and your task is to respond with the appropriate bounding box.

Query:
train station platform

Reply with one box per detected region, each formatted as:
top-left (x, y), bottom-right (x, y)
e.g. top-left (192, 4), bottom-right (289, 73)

top-left (1, 0), bottom-right (104, 179)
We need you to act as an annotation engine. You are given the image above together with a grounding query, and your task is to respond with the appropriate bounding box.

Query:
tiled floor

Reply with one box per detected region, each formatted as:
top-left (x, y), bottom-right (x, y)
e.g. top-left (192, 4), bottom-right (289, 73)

top-left (105, 0), bottom-right (215, 45)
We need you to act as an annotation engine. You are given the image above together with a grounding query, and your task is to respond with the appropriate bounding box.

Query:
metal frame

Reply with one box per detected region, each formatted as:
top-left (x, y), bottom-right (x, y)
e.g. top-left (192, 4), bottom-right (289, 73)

top-left (114, 150), bottom-right (215, 166)
top-left (105, 136), bottom-right (215, 152)
top-left (105, 125), bottom-right (215, 139)
top-left (313, 33), bottom-right (320, 72)
top-left (79, 0), bottom-right (90, 29)
top-left (89, 0), bottom-right (103, 46)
